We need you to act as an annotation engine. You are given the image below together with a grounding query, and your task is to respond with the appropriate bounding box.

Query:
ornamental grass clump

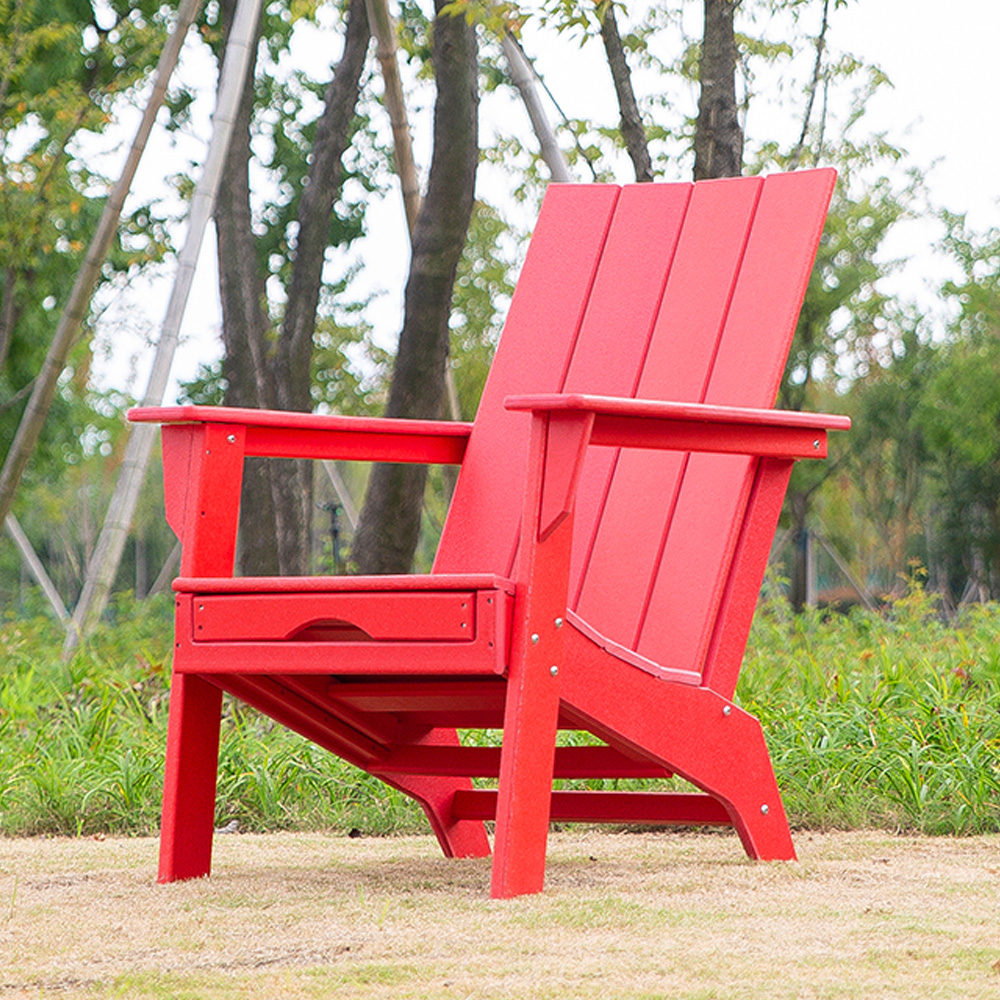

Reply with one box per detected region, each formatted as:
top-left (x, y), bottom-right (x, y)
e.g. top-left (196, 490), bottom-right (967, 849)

top-left (2, 584), bottom-right (999, 838)
top-left (740, 580), bottom-right (1000, 835)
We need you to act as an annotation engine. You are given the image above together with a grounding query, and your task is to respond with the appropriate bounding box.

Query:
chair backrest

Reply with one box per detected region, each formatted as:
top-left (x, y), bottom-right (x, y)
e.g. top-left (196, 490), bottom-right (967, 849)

top-left (435, 170), bottom-right (835, 678)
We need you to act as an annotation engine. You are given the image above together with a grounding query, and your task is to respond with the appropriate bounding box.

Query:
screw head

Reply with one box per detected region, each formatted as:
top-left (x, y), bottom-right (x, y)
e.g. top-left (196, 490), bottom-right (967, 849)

top-left (554, 617), bottom-right (564, 628)
top-left (760, 804), bottom-right (770, 815)
top-left (813, 440), bottom-right (820, 450)
top-left (550, 665), bottom-right (559, 676)
top-left (723, 705), bottom-right (732, 716)
top-left (227, 434), bottom-right (236, 444)
top-left (531, 633), bottom-right (540, 645)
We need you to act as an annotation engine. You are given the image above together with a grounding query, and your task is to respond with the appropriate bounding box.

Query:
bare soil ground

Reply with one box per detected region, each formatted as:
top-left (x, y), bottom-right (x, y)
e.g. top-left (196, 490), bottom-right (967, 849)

top-left (1, 828), bottom-right (998, 999)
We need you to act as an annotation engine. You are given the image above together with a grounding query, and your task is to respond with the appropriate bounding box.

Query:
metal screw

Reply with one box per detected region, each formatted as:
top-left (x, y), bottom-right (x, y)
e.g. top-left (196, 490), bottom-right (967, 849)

top-left (550, 665), bottom-right (559, 676)
top-left (531, 633), bottom-right (540, 645)
top-left (227, 434), bottom-right (236, 444)
top-left (723, 705), bottom-right (732, 716)
top-left (813, 440), bottom-right (820, 450)
top-left (554, 617), bottom-right (564, 628)
top-left (760, 804), bottom-right (770, 815)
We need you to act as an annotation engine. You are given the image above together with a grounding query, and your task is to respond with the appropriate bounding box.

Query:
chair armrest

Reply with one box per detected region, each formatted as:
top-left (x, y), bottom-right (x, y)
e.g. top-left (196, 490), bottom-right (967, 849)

top-left (505, 393), bottom-right (850, 544)
top-left (503, 393), bottom-right (850, 461)
top-left (128, 405), bottom-right (474, 465)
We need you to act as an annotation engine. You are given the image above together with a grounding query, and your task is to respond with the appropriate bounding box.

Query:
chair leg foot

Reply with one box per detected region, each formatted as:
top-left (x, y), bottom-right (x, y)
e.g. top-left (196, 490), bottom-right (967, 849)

top-left (387, 773), bottom-right (491, 859)
top-left (721, 776), bottom-right (797, 862)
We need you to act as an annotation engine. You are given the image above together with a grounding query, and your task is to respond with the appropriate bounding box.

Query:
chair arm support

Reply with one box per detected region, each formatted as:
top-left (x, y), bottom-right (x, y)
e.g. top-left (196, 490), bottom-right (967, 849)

top-left (504, 393), bottom-right (850, 461)
top-left (128, 405), bottom-right (474, 577)
top-left (128, 405), bottom-right (474, 465)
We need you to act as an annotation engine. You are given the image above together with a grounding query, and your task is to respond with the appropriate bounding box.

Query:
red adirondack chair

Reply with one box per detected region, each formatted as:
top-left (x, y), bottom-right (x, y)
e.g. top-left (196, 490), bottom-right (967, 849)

top-left (131, 169), bottom-right (849, 898)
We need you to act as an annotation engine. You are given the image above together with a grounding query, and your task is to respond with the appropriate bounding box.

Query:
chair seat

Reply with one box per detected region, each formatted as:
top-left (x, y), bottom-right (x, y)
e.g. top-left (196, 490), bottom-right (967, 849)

top-left (171, 574), bottom-right (515, 676)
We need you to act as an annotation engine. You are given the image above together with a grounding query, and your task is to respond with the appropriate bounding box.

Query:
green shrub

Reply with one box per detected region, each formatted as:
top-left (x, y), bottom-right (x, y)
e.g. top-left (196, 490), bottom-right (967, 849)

top-left (2, 588), bottom-right (998, 839)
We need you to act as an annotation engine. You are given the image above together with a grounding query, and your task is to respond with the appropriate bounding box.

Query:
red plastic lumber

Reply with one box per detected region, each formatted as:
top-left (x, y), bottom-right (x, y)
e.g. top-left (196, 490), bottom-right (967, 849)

top-left (133, 169), bottom-right (844, 899)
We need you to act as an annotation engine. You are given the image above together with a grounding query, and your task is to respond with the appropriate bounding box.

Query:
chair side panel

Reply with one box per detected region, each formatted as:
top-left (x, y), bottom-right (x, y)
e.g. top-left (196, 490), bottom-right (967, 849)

top-left (636, 169), bottom-right (836, 675)
top-left (571, 177), bottom-right (763, 649)
top-left (433, 185), bottom-right (620, 577)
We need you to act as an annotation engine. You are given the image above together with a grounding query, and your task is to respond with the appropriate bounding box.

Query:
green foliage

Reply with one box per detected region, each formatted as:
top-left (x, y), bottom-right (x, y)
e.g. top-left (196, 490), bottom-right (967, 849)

top-left (3, 591), bottom-right (1000, 839)
top-left (742, 583), bottom-right (1000, 834)
top-left (832, 212), bottom-right (1000, 601)
top-left (0, 0), bottom-right (174, 481)
top-left (0, 596), bottom-right (424, 837)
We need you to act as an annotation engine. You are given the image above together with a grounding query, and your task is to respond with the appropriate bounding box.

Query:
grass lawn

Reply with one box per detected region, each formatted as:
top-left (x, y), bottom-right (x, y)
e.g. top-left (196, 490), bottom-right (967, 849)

top-left (2, 828), bottom-right (999, 999)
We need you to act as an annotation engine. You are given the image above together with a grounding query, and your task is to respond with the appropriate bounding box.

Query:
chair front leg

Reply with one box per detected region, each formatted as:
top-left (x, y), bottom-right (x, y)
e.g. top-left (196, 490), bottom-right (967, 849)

top-left (490, 412), bottom-right (584, 898)
top-left (157, 672), bottom-right (224, 882)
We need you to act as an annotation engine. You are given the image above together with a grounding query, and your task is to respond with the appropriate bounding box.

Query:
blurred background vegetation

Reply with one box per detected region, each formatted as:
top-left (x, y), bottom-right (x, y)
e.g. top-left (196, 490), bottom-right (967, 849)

top-left (3, 0), bottom-right (1000, 838)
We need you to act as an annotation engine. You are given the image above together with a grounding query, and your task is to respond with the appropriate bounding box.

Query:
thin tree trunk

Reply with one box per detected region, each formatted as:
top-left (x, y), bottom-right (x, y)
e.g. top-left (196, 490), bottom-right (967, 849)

top-left (351, 0), bottom-right (479, 574)
top-left (273, 0), bottom-right (370, 572)
top-left (598, 3), bottom-right (652, 183)
top-left (0, 0), bottom-right (204, 530)
top-left (789, 0), bottom-right (830, 169)
top-left (215, 0), bottom-right (369, 575)
top-left (366, 0), bottom-right (422, 233)
top-left (502, 33), bottom-right (572, 183)
top-left (693, 0), bottom-right (743, 181)
top-left (65, 0), bottom-right (261, 652)
top-left (0, 266), bottom-right (16, 371)
top-left (3, 513), bottom-right (70, 624)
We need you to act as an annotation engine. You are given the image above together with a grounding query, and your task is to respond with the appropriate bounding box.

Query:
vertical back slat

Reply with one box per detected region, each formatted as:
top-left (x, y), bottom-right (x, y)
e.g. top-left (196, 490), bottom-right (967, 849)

top-left (571, 177), bottom-right (762, 643)
top-left (635, 169), bottom-right (836, 674)
top-left (434, 185), bottom-right (620, 577)
top-left (561, 183), bottom-right (693, 596)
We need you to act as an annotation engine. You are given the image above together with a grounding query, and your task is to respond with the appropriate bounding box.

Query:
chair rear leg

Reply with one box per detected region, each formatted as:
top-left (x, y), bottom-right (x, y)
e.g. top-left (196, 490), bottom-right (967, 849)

top-left (561, 644), bottom-right (795, 861)
top-left (158, 673), bottom-right (224, 882)
top-left (381, 727), bottom-right (490, 859)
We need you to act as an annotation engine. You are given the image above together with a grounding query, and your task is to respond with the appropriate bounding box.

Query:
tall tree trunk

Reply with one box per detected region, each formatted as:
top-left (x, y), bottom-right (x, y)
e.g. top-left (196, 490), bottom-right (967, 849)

top-left (598, 3), bottom-right (652, 183)
top-left (214, 0), bottom-right (369, 575)
top-left (351, 0), bottom-right (479, 575)
top-left (693, 0), bottom-right (743, 180)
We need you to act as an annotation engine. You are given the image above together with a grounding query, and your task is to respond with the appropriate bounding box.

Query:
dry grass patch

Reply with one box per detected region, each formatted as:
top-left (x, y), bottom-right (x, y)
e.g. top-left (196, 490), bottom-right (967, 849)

top-left (2, 829), bottom-right (999, 999)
